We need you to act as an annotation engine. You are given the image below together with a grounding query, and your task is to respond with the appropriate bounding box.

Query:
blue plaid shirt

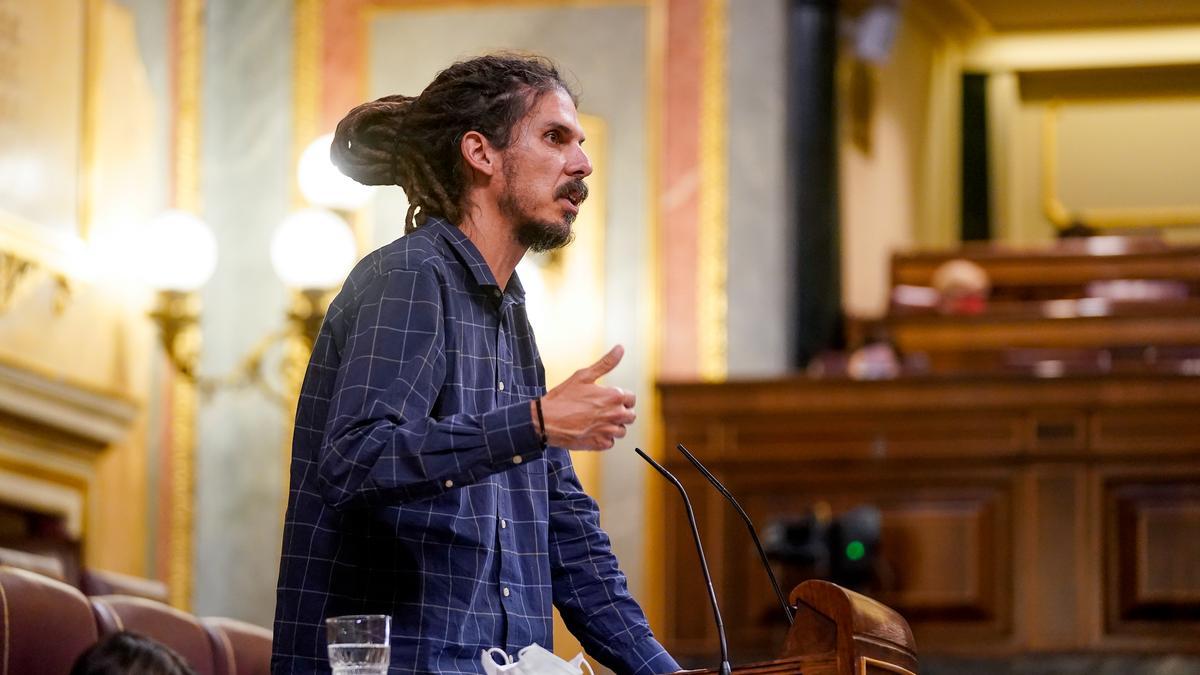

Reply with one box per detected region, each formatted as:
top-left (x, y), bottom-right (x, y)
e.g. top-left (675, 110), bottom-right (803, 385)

top-left (272, 218), bottom-right (678, 675)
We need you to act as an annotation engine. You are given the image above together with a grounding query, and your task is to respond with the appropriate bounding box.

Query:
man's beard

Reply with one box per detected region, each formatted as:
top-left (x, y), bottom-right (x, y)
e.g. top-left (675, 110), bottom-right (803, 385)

top-left (500, 178), bottom-right (588, 253)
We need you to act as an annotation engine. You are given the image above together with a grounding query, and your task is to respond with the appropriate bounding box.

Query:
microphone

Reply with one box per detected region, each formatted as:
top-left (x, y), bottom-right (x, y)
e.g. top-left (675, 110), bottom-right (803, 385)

top-left (675, 443), bottom-right (795, 626)
top-left (634, 448), bottom-right (732, 675)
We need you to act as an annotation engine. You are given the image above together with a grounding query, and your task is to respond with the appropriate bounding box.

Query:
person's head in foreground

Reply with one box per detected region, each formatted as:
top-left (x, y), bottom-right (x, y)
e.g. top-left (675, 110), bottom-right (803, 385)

top-left (71, 631), bottom-right (197, 675)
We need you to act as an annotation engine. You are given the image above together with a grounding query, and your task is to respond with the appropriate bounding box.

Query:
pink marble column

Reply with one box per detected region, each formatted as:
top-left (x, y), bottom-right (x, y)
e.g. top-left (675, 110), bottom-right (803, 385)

top-left (659, 0), bottom-right (704, 380)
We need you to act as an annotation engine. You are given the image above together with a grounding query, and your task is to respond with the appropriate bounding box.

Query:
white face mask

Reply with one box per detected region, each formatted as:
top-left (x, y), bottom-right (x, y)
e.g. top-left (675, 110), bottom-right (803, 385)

top-left (481, 644), bottom-right (593, 675)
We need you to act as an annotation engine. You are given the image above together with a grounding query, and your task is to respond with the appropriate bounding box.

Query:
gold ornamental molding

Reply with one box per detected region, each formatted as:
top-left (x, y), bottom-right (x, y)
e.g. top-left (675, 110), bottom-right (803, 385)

top-left (1041, 101), bottom-right (1200, 230)
top-left (80, 0), bottom-right (102, 240)
top-left (166, 0), bottom-right (205, 611)
top-left (0, 356), bottom-right (138, 448)
top-left (167, 372), bottom-right (197, 610)
top-left (0, 251), bottom-right (36, 313)
top-left (697, 0), bottom-right (728, 382)
top-left (0, 247), bottom-right (72, 316)
top-left (0, 1), bottom-right (104, 312)
top-left (173, 0), bottom-right (203, 213)
top-left (293, 0), bottom-right (323, 208)
top-left (284, 0), bottom-right (326, 514)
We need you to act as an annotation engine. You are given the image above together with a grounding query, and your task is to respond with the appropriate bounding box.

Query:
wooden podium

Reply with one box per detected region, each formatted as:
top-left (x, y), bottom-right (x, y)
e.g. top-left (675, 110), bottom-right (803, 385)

top-left (679, 580), bottom-right (917, 674)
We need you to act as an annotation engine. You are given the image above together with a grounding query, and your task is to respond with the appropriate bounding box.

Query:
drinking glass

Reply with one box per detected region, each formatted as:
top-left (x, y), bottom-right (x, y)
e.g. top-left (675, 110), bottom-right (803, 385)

top-left (326, 614), bottom-right (391, 675)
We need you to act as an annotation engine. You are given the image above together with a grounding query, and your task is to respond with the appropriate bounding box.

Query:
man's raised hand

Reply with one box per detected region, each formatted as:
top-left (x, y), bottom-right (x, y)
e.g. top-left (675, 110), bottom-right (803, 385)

top-left (536, 345), bottom-right (636, 450)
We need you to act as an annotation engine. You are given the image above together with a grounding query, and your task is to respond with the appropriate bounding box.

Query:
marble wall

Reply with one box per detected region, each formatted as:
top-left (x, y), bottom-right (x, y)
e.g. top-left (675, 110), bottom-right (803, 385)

top-left (193, 0), bottom-right (293, 626)
top-left (726, 0), bottom-right (793, 376)
top-left (115, 0), bottom-right (173, 593)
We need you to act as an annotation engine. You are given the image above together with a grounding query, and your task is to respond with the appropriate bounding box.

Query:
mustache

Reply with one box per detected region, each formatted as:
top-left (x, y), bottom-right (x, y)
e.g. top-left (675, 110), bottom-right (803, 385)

top-left (555, 179), bottom-right (589, 205)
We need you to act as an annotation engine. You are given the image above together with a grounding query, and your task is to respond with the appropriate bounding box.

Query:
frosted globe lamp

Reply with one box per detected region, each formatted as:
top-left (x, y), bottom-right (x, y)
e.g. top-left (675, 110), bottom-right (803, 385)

top-left (298, 133), bottom-right (375, 210)
top-left (138, 210), bottom-right (218, 291)
top-left (271, 208), bottom-right (357, 290)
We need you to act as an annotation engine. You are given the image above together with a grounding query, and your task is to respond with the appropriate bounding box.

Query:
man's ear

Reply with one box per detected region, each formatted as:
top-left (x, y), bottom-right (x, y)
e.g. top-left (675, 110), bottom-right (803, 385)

top-left (460, 130), bottom-right (498, 178)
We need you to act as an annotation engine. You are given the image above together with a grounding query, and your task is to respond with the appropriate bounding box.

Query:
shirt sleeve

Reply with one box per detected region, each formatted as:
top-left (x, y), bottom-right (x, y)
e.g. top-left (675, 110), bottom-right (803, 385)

top-left (546, 447), bottom-right (680, 675)
top-left (317, 266), bottom-right (545, 509)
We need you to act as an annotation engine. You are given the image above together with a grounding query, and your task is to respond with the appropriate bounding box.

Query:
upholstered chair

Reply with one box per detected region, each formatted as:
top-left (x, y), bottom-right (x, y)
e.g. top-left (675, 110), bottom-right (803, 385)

top-left (0, 565), bottom-right (99, 674)
top-left (91, 594), bottom-right (219, 675)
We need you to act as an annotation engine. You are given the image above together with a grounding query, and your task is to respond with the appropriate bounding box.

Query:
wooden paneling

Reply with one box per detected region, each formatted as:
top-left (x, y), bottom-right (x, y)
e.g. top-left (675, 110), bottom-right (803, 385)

top-left (1106, 478), bottom-right (1200, 630)
top-left (1025, 470), bottom-right (1088, 649)
top-left (663, 466), bottom-right (1018, 658)
top-left (728, 412), bottom-right (1022, 462)
top-left (889, 308), bottom-right (1200, 359)
top-left (665, 474), bottom-right (720, 652)
top-left (1093, 409), bottom-right (1200, 455)
top-left (660, 375), bottom-right (1200, 660)
top-left (891, 240), bottom-right (1200, 300)
top-left (879, 496), bottom-right (997, 616)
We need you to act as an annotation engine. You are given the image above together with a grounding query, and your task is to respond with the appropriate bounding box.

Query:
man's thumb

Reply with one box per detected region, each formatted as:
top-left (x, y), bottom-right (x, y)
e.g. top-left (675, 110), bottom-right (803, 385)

top-left (576, 345), bottom-right (624, 383)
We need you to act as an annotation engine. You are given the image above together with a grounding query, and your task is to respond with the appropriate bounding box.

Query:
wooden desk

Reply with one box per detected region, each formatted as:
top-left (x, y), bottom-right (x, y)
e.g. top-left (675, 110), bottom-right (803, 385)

top-left (658, 374), bottom-right (1200, 661)
top-left (678, 580), bottom-right (918, 674)
top-left (891, 238), bottom-right (1200, 301)
top-left (886, 298), bottom-right (1200, 372)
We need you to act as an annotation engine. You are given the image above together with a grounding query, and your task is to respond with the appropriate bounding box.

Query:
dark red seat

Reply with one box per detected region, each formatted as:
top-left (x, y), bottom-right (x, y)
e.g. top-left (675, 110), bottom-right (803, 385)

top-left (91, 595), bottom-right (219, 675)
top-left (0, 565), bottom-right (99, 675)
top-left (203, 616), bottom-right (272, 675)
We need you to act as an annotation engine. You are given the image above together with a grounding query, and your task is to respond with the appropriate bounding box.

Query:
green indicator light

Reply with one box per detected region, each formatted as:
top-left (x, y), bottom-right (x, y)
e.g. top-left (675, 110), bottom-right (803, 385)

top-left (845, 540), bottom-right (866, 561)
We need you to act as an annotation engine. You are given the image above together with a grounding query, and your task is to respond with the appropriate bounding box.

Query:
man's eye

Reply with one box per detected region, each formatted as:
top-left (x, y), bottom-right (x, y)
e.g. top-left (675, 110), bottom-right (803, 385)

top-left (546, 131), bottom-right (560, 143)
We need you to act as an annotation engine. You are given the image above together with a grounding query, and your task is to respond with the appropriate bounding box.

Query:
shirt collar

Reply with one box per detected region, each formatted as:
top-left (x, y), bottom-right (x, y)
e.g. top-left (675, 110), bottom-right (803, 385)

top-left (423, 217), bottom-right (526, 301)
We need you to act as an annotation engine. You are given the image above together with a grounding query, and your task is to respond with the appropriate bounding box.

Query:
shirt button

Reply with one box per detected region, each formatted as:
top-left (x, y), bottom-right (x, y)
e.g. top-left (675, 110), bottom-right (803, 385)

top-left (444, 480), bottom-right (454, 488)
top-left (493, 289), bottom-right (502, 298)
top-left (498, 381), bottom-right (505, 391)
top-left (502, 587), bottom-right (511, 597)
top-left (512, 455), bottom-right (523, 465)
top-left (500, 519), bottom-right (508, 529)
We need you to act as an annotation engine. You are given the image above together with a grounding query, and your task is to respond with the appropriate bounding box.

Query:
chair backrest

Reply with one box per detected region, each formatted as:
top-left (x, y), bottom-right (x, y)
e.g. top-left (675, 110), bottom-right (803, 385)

top-left (91, 595), bottom-right (219, 675)
top-left (0, 547), bottom-right (67, 583)
top-left (0, 565), bottom-right (99, 675)
top-left (81, 568), bottom-right (169, 603)
top-left (203, 617), bottom-right (272, 675)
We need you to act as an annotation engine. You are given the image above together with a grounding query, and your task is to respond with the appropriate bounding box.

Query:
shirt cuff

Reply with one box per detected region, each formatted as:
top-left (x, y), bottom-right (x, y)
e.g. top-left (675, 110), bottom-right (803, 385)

top-left (481, 401), bottom-right (546, 466)
top-left (605, 633), bottom-right (681, 675)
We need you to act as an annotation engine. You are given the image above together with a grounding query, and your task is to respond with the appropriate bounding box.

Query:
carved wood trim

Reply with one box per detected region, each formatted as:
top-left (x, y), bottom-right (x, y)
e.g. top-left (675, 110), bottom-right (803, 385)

top-left (0, 359), bottom-right (137, 449)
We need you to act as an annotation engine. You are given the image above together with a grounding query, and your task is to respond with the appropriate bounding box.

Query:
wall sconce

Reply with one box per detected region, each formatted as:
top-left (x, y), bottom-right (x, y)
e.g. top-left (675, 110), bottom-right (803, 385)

top-left (144, 135), bottom-right (369, 407)
top-left (286, 132), bottom-right (375, 358)
top-left (143, 207), bottom-right (356, 407)
top-left (141, 210), bottom-right (218, 381)
top-left (270, 207), bottom-right (358, 349)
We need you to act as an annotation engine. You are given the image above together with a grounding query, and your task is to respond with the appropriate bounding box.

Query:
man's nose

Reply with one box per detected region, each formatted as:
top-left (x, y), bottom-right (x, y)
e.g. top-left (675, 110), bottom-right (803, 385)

top-left (567, 145), bottom-right (593, 179)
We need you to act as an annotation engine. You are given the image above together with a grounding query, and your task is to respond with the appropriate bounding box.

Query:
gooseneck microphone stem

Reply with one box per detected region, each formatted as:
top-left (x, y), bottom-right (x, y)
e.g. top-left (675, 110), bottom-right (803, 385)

top-left (634, 448), bottom-right (732, 675)
top-left (676, 443), bottom-right (795, 626)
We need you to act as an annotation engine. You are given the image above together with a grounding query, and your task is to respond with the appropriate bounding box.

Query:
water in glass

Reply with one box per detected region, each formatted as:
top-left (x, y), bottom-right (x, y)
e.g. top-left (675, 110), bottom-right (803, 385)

top-left (328, 643), bottom-right (389, 675)
top-left (326, 614), bottom-right (391, 675)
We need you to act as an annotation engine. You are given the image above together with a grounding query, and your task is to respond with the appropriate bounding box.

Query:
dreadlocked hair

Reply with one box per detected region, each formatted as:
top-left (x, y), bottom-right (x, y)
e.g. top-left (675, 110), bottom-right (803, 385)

top-left (330, 53), bottom-right (576, 234)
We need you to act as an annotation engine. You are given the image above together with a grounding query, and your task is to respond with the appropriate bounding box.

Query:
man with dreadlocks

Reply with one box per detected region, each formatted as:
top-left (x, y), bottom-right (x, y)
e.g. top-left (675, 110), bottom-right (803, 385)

top-left (272, 54), bottom-right (680, 675)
